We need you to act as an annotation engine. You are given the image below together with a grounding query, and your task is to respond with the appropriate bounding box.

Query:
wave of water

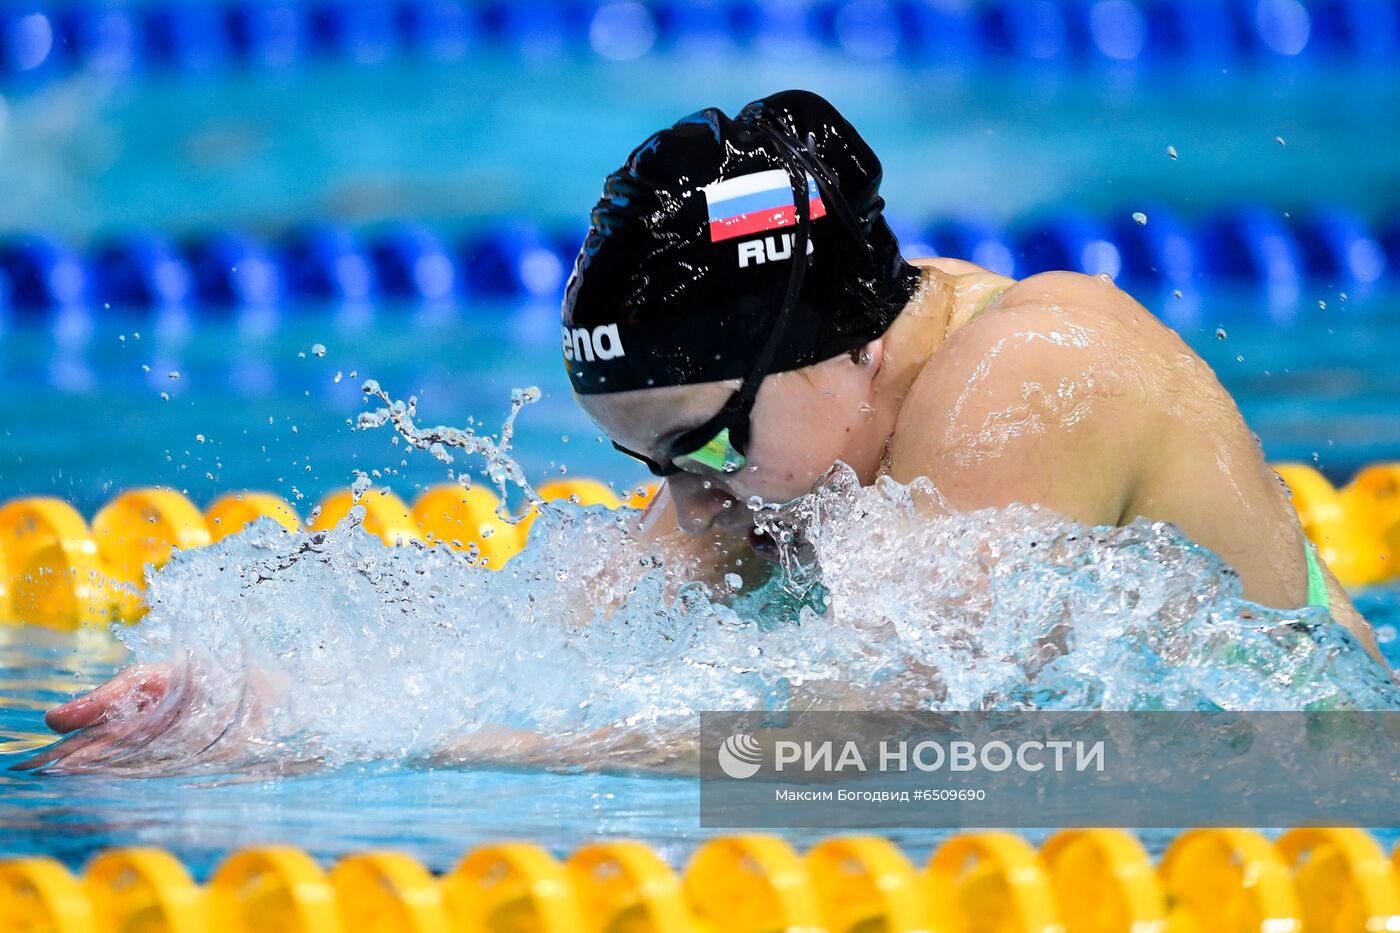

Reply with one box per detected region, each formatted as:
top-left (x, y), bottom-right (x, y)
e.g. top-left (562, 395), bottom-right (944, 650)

top-left (28, 390), bottom-right (1400, 776)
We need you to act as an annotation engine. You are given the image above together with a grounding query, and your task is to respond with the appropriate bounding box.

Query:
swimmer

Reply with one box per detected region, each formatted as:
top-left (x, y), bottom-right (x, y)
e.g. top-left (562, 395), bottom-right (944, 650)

top-left (30, 90), bottom-right (1389, 764)
top-left (561, 89), bottom-right (1385, 665)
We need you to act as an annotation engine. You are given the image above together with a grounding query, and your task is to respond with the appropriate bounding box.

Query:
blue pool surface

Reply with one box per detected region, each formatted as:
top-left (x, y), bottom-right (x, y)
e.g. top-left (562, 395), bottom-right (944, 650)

top-left (2, 619), bottom-right (1397, 876)
top-left (3, 47), bottom-right (1400, 873)
top-left (4, 59), bottom-right (1400, 238)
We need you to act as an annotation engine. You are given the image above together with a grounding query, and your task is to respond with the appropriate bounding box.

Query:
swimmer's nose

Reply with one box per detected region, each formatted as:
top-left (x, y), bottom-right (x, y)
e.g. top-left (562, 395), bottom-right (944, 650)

top-left (667, 475), bottom-right (736, 536)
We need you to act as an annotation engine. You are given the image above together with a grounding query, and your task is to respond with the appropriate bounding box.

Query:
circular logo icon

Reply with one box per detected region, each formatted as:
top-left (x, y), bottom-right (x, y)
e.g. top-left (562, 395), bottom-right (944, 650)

top-left (717, 733), bottom-right (763, 779)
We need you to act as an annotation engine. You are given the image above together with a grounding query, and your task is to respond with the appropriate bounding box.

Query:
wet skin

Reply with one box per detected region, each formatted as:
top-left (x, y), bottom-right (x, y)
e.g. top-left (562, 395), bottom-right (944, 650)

top-left (585, 258), bottom-right (1385, 664)
top-left (29, 259), bottom-right (1387, 765)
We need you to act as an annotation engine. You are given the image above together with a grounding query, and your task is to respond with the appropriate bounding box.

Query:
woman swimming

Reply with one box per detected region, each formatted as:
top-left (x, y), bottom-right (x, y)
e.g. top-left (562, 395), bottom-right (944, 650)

top-left (563, 89), bottom-right (1382, 662)
top-left (33, 89), bottom-right (1388, 756)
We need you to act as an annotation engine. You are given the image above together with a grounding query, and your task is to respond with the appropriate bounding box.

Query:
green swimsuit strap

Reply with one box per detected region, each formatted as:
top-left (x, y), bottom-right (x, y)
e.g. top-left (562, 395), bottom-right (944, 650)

top-left (1304, 541), bottom-right (1331, 611)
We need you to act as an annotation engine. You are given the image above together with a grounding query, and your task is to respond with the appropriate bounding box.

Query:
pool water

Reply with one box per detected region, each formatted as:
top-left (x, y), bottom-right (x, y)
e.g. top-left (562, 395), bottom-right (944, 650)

top-left (1, 293), bottom-right (1397, 513)
top-left (1, 518), bottom-right (1396, 876)
top-left (2, 252), bottom-right (1399, 879)
top-left (5, 58), bottom-right (1400, 237)
top-left (3, 50), bottom-right (1400, 874)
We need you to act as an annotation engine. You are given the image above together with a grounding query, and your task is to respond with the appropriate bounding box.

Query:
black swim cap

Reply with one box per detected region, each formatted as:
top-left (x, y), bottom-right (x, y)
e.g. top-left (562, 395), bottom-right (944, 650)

top-left (561, 89), bottom-right (920, 395)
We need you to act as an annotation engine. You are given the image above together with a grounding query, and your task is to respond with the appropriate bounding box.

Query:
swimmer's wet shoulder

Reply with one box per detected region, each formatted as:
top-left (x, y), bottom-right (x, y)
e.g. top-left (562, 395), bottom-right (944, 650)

top-left (887, 267), bottom-right (1148, 530)
top-left (886, 268), bottom-right (1349, 618)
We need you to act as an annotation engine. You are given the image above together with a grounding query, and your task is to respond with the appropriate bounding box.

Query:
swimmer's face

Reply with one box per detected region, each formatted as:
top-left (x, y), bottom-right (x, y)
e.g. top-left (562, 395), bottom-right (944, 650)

top-left (578, 350), bottom-right (885, 539)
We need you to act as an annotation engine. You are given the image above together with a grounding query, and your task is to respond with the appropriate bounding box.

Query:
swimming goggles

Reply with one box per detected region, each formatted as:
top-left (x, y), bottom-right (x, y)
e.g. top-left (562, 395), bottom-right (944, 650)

top-left (611, 122), bottom-right (829, 478)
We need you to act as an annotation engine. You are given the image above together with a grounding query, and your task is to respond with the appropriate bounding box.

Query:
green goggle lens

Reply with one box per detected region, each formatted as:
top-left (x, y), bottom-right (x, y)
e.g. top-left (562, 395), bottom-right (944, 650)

top-left (674, 427), bottom-right (746, 474)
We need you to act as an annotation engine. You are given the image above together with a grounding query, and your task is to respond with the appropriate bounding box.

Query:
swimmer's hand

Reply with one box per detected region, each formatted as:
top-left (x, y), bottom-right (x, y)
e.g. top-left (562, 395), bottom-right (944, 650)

top-left (11, 665), bottom-right (175, 773)
top-left (16, 662), bottom-right (285, 775)
top-left (42, 663), bottom-right (172, 735)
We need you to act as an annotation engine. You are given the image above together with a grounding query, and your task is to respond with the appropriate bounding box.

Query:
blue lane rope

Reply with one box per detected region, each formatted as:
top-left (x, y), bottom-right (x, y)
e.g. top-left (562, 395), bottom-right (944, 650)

top-left (0, 206), bottom-right (1395, 316)
top-left (3, 0), bottom-right (1400, 88)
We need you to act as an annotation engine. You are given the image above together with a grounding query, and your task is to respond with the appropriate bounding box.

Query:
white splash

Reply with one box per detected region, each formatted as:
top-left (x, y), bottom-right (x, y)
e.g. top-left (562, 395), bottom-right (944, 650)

top-left (30, 399), bottom-right (1400, 776)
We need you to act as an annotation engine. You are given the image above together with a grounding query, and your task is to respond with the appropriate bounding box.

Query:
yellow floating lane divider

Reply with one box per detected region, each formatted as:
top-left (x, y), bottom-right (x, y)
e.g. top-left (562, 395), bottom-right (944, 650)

top-left (92, 489), bottom-right (212, 590)
top-left (1275, 461), bottom-right (1400, 586)
top-left (1041, 829), bottom-right (1167, 933)
top-left (516, 479), bottom-right (626, 540)
top-left (566, 841), bottom-right (692, 933)
top-left (804, 835), bottom-right (924, 933)
top-left (536, 479), bottom-right (623, 510)
top-left (1276, 827), bottom-right (1400, 933)
top-left (207, 846), bottom-right (338, 933)
top-left (412, 485), bottom-right (526, 569)
top-left (442, 843), bottom-right (581, 933)
top-left (1160, 828), bottom-right (1301, 933)
top-left (330, 852), bottom-right (450, 933)
top-left (683, 834), bottom-right (823, 933)
top-left (624, 481), bottom-right (661, 511)
top-left (925, 831), bottom-right (1061, 933)
top-left (4, 459), bottom-right (1398, 629)
top-left (0, 497), bottom-right (129, 629)
top-left (308, 488), bottom-right (423, 547)
top-left (0, 856), bottom-right (94, 933)
top-left (2, 832), bottom-right (1400, 933)
top-left (83, 847), bottom-right (206, 932)
top-left (204, 493), bottom-right (300, 543)
top-left (1344, 462), bottom-right (1400, 582)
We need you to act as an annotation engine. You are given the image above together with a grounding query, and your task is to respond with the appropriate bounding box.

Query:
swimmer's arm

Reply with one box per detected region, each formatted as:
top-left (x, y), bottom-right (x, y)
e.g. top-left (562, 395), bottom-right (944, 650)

top-left (887, 298), bottom-right (1136, 525)
top-left (1315, 562), bottom-right (1388, 669)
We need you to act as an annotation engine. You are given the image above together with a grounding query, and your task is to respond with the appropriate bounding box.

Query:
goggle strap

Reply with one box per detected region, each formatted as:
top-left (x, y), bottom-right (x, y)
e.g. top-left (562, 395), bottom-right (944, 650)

top-left (733, 123), bottom-right (814, 414)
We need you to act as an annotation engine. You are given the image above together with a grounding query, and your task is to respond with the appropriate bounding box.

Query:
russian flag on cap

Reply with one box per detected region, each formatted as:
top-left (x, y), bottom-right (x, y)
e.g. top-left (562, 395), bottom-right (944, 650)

top-left (703, 169), bottom-right (827, 243)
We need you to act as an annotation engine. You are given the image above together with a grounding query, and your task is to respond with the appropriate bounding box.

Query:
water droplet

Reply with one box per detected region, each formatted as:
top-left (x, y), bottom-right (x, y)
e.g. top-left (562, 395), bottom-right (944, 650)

top-left (746, 496), bottom-right (764, 511)
top-left (160, 391), bottom-right (170, 401)
top-left (1318, 300), bottom-right (1326, 310)
top-left (1132, 211), bottom-right (1148, 225)
top-left (196, 434), bottom-right (206, 443)
top-left (1167, 145), bottom-right (1178, 160)
top-left (1275, 136), bottom-right (1286, 146)
top-left (1172, 290), bottom-right (1183, 299)
top-left (141, 364), bottom-right (151, 372)
top-left (1215, 327), bottom-right (1227, 340)
top-left (724, 573), bottom-right (743, 592)
top-left (311, 343), bottom-right (326, 358)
